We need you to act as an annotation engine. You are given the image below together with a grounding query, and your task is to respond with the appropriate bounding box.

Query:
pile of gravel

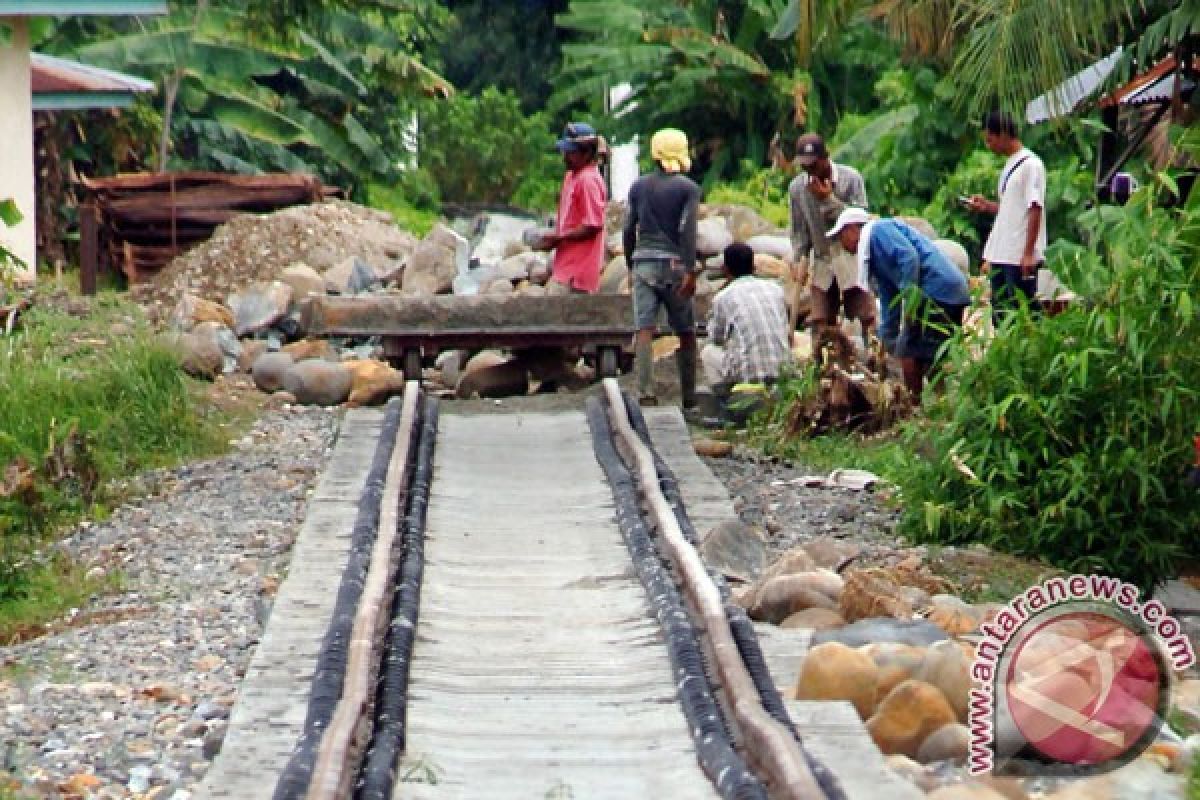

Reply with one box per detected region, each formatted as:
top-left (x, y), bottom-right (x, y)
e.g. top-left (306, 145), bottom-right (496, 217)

top-left (132, 201), bottom-right (417, 326)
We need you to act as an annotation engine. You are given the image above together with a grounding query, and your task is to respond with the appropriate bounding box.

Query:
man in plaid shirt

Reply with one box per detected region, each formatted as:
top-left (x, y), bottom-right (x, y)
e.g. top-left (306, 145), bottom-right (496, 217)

top-left (702, 243), bottom-right (793, 390)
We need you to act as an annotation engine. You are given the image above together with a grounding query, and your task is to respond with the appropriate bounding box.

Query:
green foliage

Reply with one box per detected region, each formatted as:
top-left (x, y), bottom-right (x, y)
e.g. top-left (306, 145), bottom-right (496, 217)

top-left (0, 199), bottom-right (24, 285)
top-left (0, 297), bottom-right (226, 600)
top-left (366, 181), bottom-right (440, 237)
top-left (708, 165), bottom-right (790, 228)
top-left (896, 188), bottom-right (1200, 590)
top-left (416, 87), bottom-right (562, 209)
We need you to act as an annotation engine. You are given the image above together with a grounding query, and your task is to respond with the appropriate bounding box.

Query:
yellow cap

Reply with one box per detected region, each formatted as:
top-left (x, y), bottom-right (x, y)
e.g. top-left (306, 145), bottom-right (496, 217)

top-left (651, 128), bottom-right (692, 173)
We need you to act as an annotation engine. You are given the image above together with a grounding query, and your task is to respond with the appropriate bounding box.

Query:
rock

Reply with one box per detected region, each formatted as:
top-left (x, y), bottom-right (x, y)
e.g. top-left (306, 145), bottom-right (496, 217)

top-left (599, 255), bottom-right (627, 294)
top-left (435, 350), bottom-right (466, 389)
top-left (495, 252), bottom-right (541, 282)
top-left (344, 359), bottom-right (406, 407)
top-left (781, 608), bottom-right (845, 631)
top-left (925, 785), bottom-right (1010, 800)
top-left (814, 617), bottom-right (948, 648)
top-left (226, 281), bottom-right (293, 336)
top-left (864, 642), bottom-right (929, 704)
top-left (866, 679), bottom-right (957, 757)
top-left (794, 641), bottom-right (879, 719)
top-left (252, 352), bottom-right (295, 393)
top-left (696, 217), bottom-right (734, 256)
top-left (1039, 757), bottom-right (1183, 799)
top-left (915, 640), bottom-right (971, 722)
top-left (917, 722), bottom-right (970, 764)
top-left (761, 547), bottom-right (818, 582)
top-left (403, 225), bottom-right (464, 295)
top-left (529, 260), bottom-right (552, 286)
top-left (168, 294), bottom-right (235, 332)
top-left (753, 253), bottom-right (789, 280)
top-left (237, 340), bottom-right (269, 373)
top-left (748, 574), bottom-right (838, 624)
top-left (282, 360), bottom-right (353, 406)
top-left (323, 256), bottom-right (381, 294)
top-left (801, 538), bottom-right (862, 570)
top-left (282, 339), bottom-right (336, 362)
top-left (484, 279), bottom-right (515, 295)
top-left (884, 754), bottom-right (935, 792)
top-left (705, 204), bottom-right (778, 241)
top-left (455, 359), bottom-right (529, 399)
top-left (190, 320), bottom-right (241, 375)
top-left (745, 234), bottom-right (793, 260)
top-left (927, 604), bottom-right (981, 636)
top-left (171, 330), bottom-right (223, 380)
top-left (699, 519), bottom-right (767, 584)
top-left (839, 569), bottom-right (914, 622)
top-left (278, 263), bottom-right (325, 304)
top-left (898, 216), bottom-right (937, 240)
top-left (693, 438), bottom-right (734, 458)
top-left (934, 239), bottom-right (970, 277)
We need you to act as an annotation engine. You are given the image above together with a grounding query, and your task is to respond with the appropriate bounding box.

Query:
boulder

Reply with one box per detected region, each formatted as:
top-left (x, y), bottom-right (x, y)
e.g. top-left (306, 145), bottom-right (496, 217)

top-left (252, 352), bottom-right (296, 393)
top-left (237, 340), bottom-right (269, 373)
top-left (916, 722), bottom-right (970, 765)
top-left (193, 320), bottom-right (241, 374)
top-left (168, 294), bottom-right (235, 332)
top-left (866, 679), bottom-right (957, 757)
top-left (172, 330), bottom-right (223, 380)
top-left (839, 568), bottom-right (914, 622)
top-left (898, 216), bottom-right (938, 240)
top-left (495, 252), bottom-right (542, 282)
top-left (753, 253), bottom-right (789, 280)
top-left (801, 537), bottom-right (862, 570)
top-left (403, 227), bottom-right (462, 295)
top-left (599, 255), bottom-right (627, 294)
top-left (699, 519), bottom-right (767, 584)
top-left (282, 339), bottom-right (336, 362)
top-left (696, 217), bottom-right (734, 256)
top-left (933, 239), bottom-right (970, 277)
top-left (915, 639), bottom-right (971, 722)
top-left (863, 642), bottom-right (928, 704)
top-left (344, 359), bottom-right (406, 407)
top-left (794, 641), bottom-right (879, 719)
top-left (323, 256), bottom-right (380, 295)
top-left (748, 574), bottom-right (838, 624)
top-left (435, 350), bottom-right (467, 390)
top-left (226, 281), bottom-right (293, 337)
top-left (705, 204), bottom-right (778, 241)
top-left (746, 234), bottom-right (793, 260)
top-left (483, 279), bottom-right (515, 295)
top-left (282, 360), bottom-right (353, 406)
top-left (455, 360), bottom-right (529, 399)
top-left (760, 547), bottom-right (818, 582)
top-left (781, 608), bottom-right (845, 631)
top-left (278, 263), bottom-right (325, 305)
top-left (693, 438), bottom-right (734, 458)
top-left (814, 617), bottom-right (948, 649)
top-left (529, 260), bottom-right (552, 286)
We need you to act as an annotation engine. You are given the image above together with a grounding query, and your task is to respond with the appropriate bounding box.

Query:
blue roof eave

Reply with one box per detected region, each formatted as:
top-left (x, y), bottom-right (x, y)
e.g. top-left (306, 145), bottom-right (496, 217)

top-left (0, 1), bottom-right (166, 15)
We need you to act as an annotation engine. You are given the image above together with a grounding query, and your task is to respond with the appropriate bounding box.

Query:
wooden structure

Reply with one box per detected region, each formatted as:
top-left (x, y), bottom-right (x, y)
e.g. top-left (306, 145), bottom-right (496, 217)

top-left (79, 171), bottom-right (337, 292)
top-left (301, 293), bottom-right (635, 380)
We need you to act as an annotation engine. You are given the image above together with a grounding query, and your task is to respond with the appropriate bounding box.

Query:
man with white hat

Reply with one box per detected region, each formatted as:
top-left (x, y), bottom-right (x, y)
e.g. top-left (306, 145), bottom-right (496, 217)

top-left (788, 133), bottom-right (876, 348)
top-left (622, 128), bottom-right (703, 408)
top-left (827, 207), bottom-right (971, 396)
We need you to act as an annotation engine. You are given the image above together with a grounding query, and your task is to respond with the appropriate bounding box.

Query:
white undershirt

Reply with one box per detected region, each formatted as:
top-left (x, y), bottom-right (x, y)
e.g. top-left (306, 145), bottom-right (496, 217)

top-left (983, 147), bottom-right (1047, 264)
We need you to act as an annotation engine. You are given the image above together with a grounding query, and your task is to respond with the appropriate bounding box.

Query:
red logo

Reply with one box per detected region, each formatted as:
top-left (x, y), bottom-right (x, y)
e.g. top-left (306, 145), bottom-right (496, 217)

top-left (1003, 610), bottom-right (1166, 768)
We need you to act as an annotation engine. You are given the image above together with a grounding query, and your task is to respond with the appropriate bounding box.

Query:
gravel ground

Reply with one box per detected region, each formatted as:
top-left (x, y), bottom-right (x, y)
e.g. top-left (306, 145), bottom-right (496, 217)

top-left (0, 406), bottom-right (339, 800)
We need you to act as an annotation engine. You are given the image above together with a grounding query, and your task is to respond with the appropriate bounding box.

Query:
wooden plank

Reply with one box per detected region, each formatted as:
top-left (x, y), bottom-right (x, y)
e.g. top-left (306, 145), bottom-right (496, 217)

top-left (79, 201), bottom-right (99, 296)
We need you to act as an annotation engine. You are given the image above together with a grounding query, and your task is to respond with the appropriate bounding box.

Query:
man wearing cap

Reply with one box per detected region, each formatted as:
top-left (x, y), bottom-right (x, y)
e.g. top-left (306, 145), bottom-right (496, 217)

top-left (827, 207), bottom-right (971, 396)
top-left (622, 128), bottom-right (703, 408)
top-left (537, 122), bottom-right (608, 293)
top-left (788, 133), bottom-right (875, 349)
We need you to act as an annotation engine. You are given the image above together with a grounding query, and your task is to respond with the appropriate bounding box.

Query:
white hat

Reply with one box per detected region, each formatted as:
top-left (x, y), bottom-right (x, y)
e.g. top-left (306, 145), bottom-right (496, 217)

top-left (826, 207), bottom-right (870, 238)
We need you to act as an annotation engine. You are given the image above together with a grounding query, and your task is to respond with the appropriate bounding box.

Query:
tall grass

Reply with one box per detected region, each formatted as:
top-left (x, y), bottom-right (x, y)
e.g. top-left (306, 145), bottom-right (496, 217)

top-left (0, 297), bottom-right (227, 602)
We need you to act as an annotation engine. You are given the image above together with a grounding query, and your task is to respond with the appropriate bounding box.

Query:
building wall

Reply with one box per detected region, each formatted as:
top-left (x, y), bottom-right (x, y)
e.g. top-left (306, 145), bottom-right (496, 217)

top-left (0, 17), bottom-right (35, 283)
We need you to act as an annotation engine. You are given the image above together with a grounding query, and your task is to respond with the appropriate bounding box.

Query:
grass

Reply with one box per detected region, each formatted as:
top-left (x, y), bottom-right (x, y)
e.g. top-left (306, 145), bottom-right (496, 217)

top-left (1191, 755), bottom-right (1200, 800)
top-left (366, 183), bottom-right (440, 237)
top-left (0, 289), bottom-right (245, 639)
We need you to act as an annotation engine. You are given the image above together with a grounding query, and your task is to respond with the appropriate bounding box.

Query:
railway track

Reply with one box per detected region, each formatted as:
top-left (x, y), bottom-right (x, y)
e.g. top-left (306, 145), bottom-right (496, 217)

top-left (196, 380), bottom-right (854, 799)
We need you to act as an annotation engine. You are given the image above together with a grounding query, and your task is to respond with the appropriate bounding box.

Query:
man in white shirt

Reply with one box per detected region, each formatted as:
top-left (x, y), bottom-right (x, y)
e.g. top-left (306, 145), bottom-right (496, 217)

top-left (967, 111), bottom-right (1047, 324)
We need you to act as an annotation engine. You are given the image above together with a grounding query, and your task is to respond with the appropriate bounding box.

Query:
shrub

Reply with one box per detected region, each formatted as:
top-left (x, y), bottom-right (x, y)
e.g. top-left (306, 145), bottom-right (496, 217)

top-left (897, 187), bottom-right (1200, 589)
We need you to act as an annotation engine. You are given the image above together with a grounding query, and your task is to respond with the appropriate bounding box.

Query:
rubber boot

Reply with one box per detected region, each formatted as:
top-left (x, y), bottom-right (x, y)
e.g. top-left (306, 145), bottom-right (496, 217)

top-left (676, 341), bottom-right (698, 410)
top-left (635, 339), bottom-right (656, 404)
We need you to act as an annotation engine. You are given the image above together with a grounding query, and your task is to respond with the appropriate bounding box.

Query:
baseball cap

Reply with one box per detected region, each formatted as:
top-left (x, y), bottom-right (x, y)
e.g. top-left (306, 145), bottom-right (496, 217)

top-left (556, 122), bottom-right (598, 153)
top-left (827, 207), bottom-right (870, 238)
top-left (795, 133), bottom-right (828, 166)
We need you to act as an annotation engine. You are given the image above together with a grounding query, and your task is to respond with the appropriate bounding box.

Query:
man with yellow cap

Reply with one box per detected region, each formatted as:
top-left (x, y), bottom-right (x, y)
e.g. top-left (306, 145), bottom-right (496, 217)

top-left (622, 128), bottom-right (703, 408)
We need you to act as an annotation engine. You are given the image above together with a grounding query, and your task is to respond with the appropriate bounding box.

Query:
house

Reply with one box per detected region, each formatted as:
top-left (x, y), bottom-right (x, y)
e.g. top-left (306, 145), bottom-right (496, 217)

top-left (0, 1), bottom-right (165, 284)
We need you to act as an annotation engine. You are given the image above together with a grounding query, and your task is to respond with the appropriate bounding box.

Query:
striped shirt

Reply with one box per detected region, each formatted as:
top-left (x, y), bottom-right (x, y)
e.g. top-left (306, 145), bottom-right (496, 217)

top-left (707, 276), bottom-right (792, 383)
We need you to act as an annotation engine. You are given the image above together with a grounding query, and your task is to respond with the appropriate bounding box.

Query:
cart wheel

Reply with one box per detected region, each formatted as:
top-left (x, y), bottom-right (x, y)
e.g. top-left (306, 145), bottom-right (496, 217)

top-left (403, 349), bottom-right (423, 382)
top-left (598, 347), bottom-right (619, 378)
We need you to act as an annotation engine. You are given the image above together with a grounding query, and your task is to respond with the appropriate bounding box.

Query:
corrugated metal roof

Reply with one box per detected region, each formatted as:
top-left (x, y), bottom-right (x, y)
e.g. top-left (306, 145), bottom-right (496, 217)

top-left (0, 1), bottom-right (165, 14)
top-left (31, 52), bottom-right (154, 93)
top-left (1025, 48), bottom-right (1123, 124)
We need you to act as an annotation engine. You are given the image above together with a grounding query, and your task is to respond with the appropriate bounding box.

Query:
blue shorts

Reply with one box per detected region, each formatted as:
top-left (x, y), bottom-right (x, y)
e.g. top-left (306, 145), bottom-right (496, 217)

top-left (631, 259), bottom-right (695, 333)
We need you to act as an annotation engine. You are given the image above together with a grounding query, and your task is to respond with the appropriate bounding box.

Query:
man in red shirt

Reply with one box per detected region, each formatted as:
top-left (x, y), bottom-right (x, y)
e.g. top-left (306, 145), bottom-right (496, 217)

top-left (539, 122), bottom-right (608, 293)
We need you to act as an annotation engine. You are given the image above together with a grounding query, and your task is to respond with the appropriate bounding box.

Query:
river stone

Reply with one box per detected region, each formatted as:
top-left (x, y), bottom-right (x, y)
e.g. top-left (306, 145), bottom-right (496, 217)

top-left (746, 234), bottom-right (793, 260)
top-left (813, 617), bottom-right (948, 648)
top-left (237, 340), bottom-right (268, 373)
top-left (344, 359), bottom-right (406, 407)
top-left (696, 217), bottom-right (734, 256)
top-left (282, 338), bottom-right (336, 362)
top-left (226, 281), bottom-right (293, 337)
top-left (252, 352), bottom-right (296, 393)
top-left (171, 330), bottom-right (223, 380)
top-left (866, 679), bottom-right (957, 757)
top-left (278, 263), bottom-right (325, 304)
top-left (917, 722), bottom-right (970, 765)
top-left (699, 519), bottom-right (767, 583)
top-left (794, 641), bottom-right (879, 719)
top-left (168, 294), bottom-right (235, 332)
top-left (282, 360), bottom-right (352, 406)
top-left (781, 608), bottom-right (845, 631)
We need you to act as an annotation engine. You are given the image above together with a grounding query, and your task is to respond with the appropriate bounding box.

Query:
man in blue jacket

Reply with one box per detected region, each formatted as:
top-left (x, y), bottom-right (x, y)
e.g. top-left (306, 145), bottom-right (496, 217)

top-left (827, 207), bottom-right (972, 396)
